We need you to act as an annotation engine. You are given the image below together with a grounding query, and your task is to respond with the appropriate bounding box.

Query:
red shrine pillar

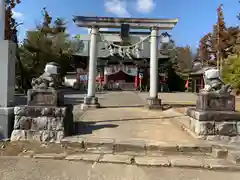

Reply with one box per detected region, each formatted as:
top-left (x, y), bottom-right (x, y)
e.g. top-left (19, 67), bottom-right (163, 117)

top-left (134, 66), bottom-right (139, 89)
top-left (103, 66), bottom-right (108, 87)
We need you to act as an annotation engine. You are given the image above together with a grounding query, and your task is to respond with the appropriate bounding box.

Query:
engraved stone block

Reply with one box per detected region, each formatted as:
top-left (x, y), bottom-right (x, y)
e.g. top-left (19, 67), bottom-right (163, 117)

top-left (26, 130), bottom-right (42, 141)
top-left (27, 89), bottom-right (60, 106)
top-left (47, 117), bottom-right (64, 131)
top-left (41, 130), bottom-right (64, 142)
top-left (194, 121), bottom-right (215, 135)
top-left (10, 130), bottom-right (27, 141)
top-left (11, 106), bottom-right (71, 142)
top-left (14, 106), bottom-right (66, 117)
top-left (215, 122), bottom-right (237, 135)
top-left (56, 131), bottom-right (64, 142)
top-left (13, 116), bottom-right (21, 129)
top-left (31, 117), bottom-right (48, 131)
top-left (196, 92), bottom-right (235, 111)
top-left (41, 107), bottom-right (54, 116)
top-left (14, 116), bottom-right (32, 130)
top-left (186, 108), bottom-right (240, 121)
top-left (54, 107), bottom-right (66, 117)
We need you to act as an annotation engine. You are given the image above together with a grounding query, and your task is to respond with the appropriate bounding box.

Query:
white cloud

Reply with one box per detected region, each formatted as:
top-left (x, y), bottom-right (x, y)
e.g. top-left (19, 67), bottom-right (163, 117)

top-left (12, 10), bottom-right (24, 20)
top-left (136, 0), bottom-right (155, 13)
top-left (104, 0), bottom-right (130, 17)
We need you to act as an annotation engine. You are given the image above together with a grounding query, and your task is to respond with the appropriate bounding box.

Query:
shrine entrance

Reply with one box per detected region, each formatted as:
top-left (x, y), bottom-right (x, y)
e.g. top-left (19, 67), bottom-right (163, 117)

top-left (102, 63), bottom-right (137, 90)
top-left (73, 16), bottom-right (178, 108)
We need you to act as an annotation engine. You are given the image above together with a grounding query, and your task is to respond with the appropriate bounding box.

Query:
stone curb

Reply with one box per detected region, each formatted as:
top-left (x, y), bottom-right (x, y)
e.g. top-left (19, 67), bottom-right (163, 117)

top-left (227, 151), bottom-right (240, 164)
top-left (166, 109), bottom-right (230, 159)
top-left (61, 137), bottom-right (214, 156)
top-left (33, 153), bottom-right (67, 160)
top-left (170, 108), bottom-right (240, 166)
top-left (15, 152), bottom-right (240, 172)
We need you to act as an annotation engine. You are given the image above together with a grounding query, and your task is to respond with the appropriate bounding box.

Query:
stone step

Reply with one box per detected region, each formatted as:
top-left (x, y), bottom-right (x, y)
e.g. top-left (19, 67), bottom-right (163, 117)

top-left (227, 151), bottom-right (240, 164)
top-left (61, 137), bottom-right (227, 158)
top-left (19, 152), bottom-right (240, 172)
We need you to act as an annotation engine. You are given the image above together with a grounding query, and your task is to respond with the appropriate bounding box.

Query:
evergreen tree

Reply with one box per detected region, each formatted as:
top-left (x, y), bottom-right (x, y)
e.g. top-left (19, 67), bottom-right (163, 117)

top-left (4, 0), bottom-right (27, 93)
top-left (19, 8), bottom-right (73, 92)
top-left (5, 0), bottom-right (21, 41)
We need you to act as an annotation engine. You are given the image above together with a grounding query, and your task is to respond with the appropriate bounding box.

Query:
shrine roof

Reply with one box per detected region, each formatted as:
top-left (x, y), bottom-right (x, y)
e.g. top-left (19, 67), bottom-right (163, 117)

top-left (73, 16), bottom-right (178, 30)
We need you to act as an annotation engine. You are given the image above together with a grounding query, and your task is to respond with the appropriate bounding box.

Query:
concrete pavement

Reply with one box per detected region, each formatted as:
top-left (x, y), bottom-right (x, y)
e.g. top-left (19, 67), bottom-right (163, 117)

top-left (0, 157), bottom-right (240, 180)
top-left (137, 92), bottom-right (197, 104)
top-left (74, 107), bottom-right (195, 142)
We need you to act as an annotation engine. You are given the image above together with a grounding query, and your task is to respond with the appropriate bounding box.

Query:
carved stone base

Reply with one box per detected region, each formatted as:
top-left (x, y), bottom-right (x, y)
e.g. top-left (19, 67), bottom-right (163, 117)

top-left (83, 96), bottom-right (99, 105)
top-left (186, 108), bottom-right (240, 121)
top-left (81, 96), bottom-right (100, 110)
top-left (27, 89), bottom-right (64, 106)
top-left (185, 91), bottom-right (240, 137)
top-left (146, 97), bottom-right (162, 109)
top-left (10, 105), bottom-right (73, 142)
top-left (186, 108), bottom-right (240, 137)
top-left (11, 129), bottom-right (64, 142)
top-left (196, 92), bottom-right (235, 111)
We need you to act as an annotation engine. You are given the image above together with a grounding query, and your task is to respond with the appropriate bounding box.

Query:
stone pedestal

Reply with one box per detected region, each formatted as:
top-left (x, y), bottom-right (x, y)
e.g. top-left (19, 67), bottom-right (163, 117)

top-left (10, 106), bottom-right (67, 142)
top-left (146, 97), bottom-right (162, 109)
top-left (11, 88), bottom-right (72, 142)
top-left (27, 89), bottom-right (64, 106)
top-left (196, 92), bottom-right (235, 111)
top-left (81, 96), bottom-right (100, 110)
top-left (186, 92), bottom-right (240, 137)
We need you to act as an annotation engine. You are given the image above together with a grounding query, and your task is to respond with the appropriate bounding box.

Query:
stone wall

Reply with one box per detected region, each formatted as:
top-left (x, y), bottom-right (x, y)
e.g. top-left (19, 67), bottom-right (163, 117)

top-left (11, 106), bottom-right (70, 142)
top-left (188, 116), bottom-right (240, 136)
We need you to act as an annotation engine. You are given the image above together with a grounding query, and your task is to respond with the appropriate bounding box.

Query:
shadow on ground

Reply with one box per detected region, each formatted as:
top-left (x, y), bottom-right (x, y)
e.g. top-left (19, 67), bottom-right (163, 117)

top-left (61, 88), bottom-right (107, 95)
top-left (162, 103), bottom-right (195, 111)
top-left (71, 115), bottom-right (184, 136)
top-left (72, 121), bottom-right (118, 135)
top-left (100, 105), bottom-right (145, 108)
top-left (64, 97), bottom-right (84, 105)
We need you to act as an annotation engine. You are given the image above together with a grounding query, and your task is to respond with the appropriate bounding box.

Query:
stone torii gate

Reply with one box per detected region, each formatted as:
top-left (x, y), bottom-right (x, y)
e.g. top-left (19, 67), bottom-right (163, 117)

top-left (73, 16), bottom-right (178, 109)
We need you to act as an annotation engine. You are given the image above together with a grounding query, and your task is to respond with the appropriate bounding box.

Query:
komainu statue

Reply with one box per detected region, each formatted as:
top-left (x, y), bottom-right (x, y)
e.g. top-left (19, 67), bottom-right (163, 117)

top-left (31, 62), bottom-right (60, 90)
top-left (202, 67), bottom-right (232, 94)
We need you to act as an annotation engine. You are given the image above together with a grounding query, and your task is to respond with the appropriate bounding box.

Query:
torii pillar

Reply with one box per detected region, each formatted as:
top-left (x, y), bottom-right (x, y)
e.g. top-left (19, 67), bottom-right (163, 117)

top-left (146, 27), bottom-right (162, 109)
top-left (81, 26), bottom-right (100, 109)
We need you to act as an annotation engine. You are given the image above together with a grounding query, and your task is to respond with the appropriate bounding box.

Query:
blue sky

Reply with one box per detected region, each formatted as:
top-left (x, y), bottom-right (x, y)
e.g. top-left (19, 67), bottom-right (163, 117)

top-left (13, 0), bottom-right (239, 51)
